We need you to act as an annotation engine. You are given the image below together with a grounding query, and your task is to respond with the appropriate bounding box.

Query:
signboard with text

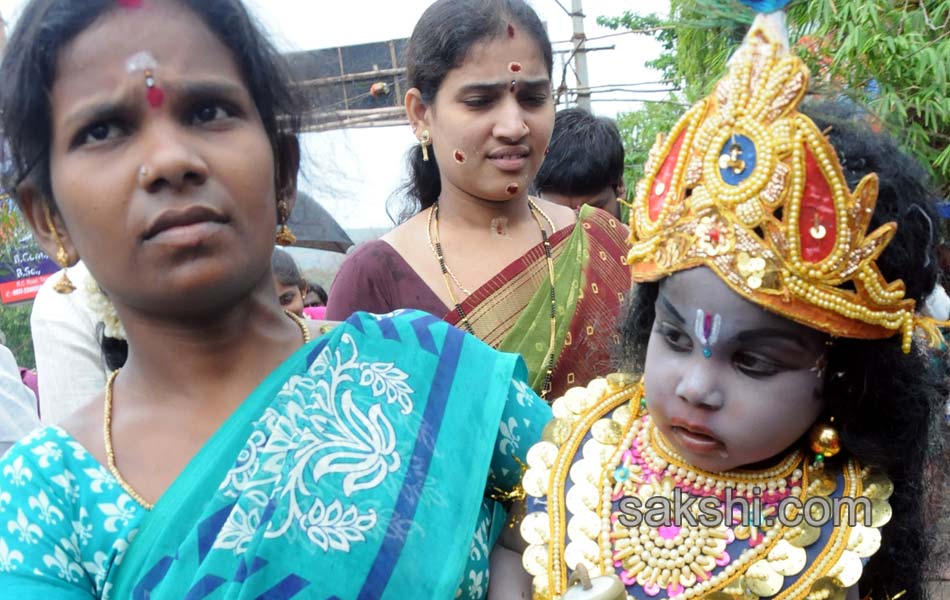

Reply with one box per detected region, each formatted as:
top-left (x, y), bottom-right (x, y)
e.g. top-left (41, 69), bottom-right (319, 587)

top-left (0, 195), bottom-right (58, 305)
top-left (1, 134), bottom-right (60, 304)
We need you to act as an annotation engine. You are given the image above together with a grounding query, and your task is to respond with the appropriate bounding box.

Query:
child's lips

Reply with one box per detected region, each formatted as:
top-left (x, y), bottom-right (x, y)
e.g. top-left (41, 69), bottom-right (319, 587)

top-left (670, 425), bottom-right (724, 455)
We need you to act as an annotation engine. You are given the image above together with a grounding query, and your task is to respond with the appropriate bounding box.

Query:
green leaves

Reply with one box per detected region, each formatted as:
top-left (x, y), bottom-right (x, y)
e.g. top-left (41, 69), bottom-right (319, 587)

top-left (605, 0), bottom-right (950, 195)
top-left (788, 0), bottom-right (949, 193)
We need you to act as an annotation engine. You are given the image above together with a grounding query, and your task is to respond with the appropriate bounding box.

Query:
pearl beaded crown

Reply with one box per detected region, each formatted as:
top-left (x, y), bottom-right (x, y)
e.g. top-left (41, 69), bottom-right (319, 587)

top-left (626, 13), bottom-right (929, 352)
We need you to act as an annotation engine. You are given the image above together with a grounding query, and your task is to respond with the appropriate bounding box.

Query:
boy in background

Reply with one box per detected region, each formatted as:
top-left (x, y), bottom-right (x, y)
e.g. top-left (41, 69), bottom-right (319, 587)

top-left (534, 107), bottom-right (626, 220)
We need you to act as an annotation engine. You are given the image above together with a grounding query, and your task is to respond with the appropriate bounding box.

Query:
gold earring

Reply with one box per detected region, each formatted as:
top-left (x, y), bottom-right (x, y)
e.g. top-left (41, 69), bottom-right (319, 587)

top-left (420, 129), bottom-right (431, 162)
top-left (275, 199), bottom-right (296, 246)
top-left (808, 417), bottom-right (840, 467)
top-left (42, 205), bottom-right (76, 294)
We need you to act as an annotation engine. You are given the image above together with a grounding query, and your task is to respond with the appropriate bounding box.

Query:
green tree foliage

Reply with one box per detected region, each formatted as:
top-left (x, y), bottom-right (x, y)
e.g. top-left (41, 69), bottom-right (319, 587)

top-left (0, 193), bottom-right (36, 366)
top-left (0, 302), bottom-right (34, 368)
top-left (601, 0), bottom-right (950, 196)
top-left (615, 101), bottom-right (685, 192)
top-left (0, 192), bottom-right (39, 367)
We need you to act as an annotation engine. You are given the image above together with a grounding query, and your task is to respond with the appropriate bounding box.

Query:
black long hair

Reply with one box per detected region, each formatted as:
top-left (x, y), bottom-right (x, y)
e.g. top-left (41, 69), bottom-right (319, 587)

top-left (618, 101), bottom-right (945, 599)
top-left (390, 0), bottom-right (553, 223)
top-left (0, 0), bottom-right (303, 370)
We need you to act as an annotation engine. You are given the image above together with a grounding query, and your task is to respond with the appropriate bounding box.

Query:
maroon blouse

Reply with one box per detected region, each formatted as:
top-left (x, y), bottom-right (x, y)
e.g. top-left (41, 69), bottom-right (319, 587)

top-left (325, 240), bottom-right (448, 320)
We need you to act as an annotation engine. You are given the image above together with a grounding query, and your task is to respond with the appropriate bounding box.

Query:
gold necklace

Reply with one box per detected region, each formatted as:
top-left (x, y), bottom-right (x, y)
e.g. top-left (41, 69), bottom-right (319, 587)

top-left (103, 309), bottom-right (311, 511)
top-left (426, 205), bottom-right (472, 297)
top-left (427, 199), bottom-right (558, 398)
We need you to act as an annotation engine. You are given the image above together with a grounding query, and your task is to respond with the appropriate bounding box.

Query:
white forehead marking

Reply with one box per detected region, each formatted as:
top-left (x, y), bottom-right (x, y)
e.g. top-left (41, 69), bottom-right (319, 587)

top-left (125, 51), bottom-right (159, 73)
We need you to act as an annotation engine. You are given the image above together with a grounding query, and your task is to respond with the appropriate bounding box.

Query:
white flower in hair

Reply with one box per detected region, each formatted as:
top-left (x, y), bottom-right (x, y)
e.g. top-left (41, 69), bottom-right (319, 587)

top-left (83, 275), bottom-right (126, 340)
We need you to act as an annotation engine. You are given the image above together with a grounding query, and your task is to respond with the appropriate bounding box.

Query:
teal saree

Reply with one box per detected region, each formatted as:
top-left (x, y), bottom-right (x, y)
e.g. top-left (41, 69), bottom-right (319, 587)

top-left (0, 310), bottom-right (550, 599)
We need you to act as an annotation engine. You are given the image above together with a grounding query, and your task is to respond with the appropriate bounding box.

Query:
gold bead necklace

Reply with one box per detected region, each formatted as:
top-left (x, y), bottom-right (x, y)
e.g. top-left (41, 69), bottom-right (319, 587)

top-left (427, 199), bottom-right (558, 398)
top-left (425, 206), bottom-right (472, 297)
top-left (103, 309), bottom-right (312, 511)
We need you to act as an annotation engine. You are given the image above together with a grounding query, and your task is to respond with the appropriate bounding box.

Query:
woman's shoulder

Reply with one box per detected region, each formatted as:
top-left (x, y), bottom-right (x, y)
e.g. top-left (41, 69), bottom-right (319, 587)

top-left (1, 425), bottom-right (137, 514)
top-left (532, 197), bottom-right (577, 232)
top-left (327, 220), bottom-right (446, 319)
top-left (326, 240), bottom-right (411, 319)
top-left (334, 239), bottom-right (420, 286)
top-left (340, 239), bottom-right (400, 267)
top-left (0, 426), bottom-right (144, 595)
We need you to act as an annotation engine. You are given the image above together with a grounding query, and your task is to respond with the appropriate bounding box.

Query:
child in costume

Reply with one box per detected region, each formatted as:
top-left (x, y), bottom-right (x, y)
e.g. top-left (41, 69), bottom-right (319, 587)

top-left (519, 8), bottom-right (945, 600)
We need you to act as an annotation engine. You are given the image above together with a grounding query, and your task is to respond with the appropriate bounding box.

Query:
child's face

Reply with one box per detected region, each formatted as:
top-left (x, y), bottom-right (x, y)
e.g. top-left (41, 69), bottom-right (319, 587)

top-left (421, 30), bottom-right (554, 202)
top-left (45, 2), bottom-right (276, 316)
top-left (644, 267), bottom-right (828, 473)
top-left (274, 280), bottom-right (304, 317)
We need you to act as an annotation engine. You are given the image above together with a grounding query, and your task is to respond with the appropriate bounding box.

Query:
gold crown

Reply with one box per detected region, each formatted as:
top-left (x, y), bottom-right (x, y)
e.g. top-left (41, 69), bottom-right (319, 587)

top-left (626, 13), bottom-right (933, 353)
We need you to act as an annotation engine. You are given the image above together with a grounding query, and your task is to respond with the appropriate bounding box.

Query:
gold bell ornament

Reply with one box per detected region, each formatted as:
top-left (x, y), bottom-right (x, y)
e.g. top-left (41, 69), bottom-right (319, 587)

top-left (809, 418), bottom-right (840, 466)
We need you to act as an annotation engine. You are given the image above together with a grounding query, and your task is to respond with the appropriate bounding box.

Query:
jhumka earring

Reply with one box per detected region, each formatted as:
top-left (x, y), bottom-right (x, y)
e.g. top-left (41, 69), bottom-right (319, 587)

top-left (809, 417), bottom-right (840, 467)
top-left (275, 199), bottom-right (296, 246)
top-left (420, 129), bottom-right (431, 162)
top-left (42, 205), bottom-right (76, 294)
top-left (277, 200), bottom-right (297, 246)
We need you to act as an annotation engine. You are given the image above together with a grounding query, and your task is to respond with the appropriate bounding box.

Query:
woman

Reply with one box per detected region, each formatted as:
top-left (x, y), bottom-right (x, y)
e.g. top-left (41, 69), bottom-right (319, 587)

top-left (0, 1), bottom-right (548, 597)
top-left (520, 11), bottom-right (945, 600)
top-left (326, 0), bottom-right (631, 401)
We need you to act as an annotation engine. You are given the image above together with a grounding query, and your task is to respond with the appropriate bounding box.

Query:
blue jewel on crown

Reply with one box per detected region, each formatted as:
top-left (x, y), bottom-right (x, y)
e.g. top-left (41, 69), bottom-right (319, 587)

top-left (718, 134), bottom-right (757, 186)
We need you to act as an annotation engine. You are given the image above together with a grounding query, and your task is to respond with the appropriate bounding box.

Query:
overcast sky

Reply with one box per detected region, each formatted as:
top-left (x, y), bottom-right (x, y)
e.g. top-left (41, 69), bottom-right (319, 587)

top-left (0, 0), bottom-right (669, 230)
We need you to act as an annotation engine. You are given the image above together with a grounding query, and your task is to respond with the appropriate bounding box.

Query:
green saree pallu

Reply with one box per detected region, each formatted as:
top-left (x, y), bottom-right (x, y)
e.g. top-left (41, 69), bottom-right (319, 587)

top-left (0, 310), bottom-right (549, 599)
top-left (445, 205), bottom-right (631, 399)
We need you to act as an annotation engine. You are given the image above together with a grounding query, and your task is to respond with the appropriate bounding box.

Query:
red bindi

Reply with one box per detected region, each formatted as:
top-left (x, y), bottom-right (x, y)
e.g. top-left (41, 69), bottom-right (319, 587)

top-left (506, 183), bottom-right (519, 195)
top-left (507, 24), bottom-right (515, 38)
top-left (454, 150), bottom-right (466, 164)
top-left (147, 86), bottom-right (165, 108)
top-left (508, 62), bottom-right (523, 73)
top-left (117, 0), bottom-right (144, 7)
top-left (144, 70), bottom-right (165, 108)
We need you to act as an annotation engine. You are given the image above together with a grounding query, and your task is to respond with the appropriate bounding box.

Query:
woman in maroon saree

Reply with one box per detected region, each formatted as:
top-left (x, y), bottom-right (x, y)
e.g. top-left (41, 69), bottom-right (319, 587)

top-left (326, 0), bottom-right (630, 400)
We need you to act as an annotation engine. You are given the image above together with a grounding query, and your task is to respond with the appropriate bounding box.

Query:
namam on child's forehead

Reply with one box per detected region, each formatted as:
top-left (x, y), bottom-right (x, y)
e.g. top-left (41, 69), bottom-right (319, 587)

top-left (694, 308), bottom-right (723, 359)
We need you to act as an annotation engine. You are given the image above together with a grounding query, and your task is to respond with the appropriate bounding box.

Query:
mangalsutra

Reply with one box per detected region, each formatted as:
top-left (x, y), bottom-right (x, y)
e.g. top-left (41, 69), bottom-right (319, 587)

top-left (426, 206), bottom-right (472, 297)
top-left (103, 310), bottom-right (311, 510)
top-left (428, 199), bottom-right (558, 397)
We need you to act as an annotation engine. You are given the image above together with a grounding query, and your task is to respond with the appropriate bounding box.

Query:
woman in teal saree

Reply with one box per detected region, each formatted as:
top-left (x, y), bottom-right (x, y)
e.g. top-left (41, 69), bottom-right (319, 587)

top-left (1, 310), bottom-right (546, 598)
top-left (0, 1), bottom-right (549, 598)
